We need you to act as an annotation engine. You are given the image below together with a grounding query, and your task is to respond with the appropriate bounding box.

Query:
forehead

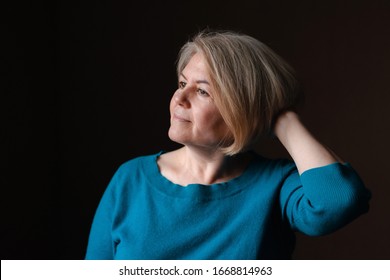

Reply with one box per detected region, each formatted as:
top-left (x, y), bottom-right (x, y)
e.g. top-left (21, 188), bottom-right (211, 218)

top-left (182, 53), bottom-right (210, 78)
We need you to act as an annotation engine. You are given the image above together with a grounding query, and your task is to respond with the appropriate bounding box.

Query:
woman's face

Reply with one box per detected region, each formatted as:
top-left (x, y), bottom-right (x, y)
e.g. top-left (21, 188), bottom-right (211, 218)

top-left (168, 53), bottom-right (231, 151)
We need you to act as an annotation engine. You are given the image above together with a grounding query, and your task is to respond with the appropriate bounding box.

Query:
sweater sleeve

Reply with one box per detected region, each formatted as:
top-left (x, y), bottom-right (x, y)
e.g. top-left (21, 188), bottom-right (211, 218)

top-left (85, 169), bottom-right (120, 260)
top-left (279, 162), bottom-right (371, 236)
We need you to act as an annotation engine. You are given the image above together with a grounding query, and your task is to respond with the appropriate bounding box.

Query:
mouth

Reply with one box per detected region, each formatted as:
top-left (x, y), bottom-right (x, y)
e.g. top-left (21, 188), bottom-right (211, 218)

top-left (172, 113), bottom-right (190, 122)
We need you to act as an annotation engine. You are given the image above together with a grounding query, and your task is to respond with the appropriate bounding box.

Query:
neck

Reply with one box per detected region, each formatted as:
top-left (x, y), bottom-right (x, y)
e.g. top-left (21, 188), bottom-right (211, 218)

top-left (178, 146), bottom-right (249, 185)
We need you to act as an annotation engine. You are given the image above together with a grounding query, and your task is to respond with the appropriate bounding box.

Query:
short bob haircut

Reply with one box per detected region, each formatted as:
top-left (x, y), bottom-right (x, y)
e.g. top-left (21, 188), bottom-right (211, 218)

top-left (176, 30), bottom-right (302, 156)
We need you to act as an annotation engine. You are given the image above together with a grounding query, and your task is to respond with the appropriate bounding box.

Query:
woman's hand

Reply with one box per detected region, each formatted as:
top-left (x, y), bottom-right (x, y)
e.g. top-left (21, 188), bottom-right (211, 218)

top-left (274, 111), bottom-right (342, 174)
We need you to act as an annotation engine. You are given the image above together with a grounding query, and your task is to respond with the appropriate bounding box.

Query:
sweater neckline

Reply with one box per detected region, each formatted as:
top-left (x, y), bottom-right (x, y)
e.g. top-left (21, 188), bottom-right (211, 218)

top-left (143, 150), bottom-right (262, 201)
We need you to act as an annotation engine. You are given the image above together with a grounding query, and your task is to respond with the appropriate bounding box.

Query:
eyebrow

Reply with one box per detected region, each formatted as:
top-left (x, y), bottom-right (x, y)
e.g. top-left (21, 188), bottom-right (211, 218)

top-left (180, 73), bottom-right (210, 85)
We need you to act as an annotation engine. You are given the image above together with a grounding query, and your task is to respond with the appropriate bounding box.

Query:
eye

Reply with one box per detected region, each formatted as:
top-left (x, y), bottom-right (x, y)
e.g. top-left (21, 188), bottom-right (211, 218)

top-left (197, 88), bottom-right (210, 97)
top-left (178, 81), bottom-right (186, 89)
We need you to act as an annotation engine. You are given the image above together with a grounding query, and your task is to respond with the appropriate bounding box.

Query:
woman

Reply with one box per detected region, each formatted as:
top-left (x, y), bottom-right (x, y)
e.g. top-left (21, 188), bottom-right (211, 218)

top-left (85, 30), bottom-right (370, 259)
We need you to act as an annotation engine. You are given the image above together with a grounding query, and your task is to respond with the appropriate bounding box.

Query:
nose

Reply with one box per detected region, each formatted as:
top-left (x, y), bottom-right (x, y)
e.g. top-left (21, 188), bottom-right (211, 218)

top-left (174, 88), bottom-right (191, 108)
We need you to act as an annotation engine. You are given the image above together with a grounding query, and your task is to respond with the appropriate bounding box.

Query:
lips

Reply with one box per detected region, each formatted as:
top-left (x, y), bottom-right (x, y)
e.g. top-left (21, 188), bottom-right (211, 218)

top-left (172, 112), bottom-right (190, 122)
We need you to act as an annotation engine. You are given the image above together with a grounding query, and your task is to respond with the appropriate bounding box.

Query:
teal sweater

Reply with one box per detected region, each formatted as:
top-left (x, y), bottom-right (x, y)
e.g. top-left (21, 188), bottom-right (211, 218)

top-left (85, 151), bottom-right (370, 259)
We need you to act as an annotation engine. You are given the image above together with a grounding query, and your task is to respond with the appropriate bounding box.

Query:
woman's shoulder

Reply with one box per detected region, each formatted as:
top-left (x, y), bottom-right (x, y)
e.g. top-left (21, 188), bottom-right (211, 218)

top-left (250, 151), bottom-right (296, 173)
top-left (114, 151), bottom-right (162, 177)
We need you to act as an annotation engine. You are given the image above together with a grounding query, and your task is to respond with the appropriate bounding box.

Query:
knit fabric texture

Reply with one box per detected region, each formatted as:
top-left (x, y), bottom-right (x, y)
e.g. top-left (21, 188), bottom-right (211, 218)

top-left (85, 151), bottom-right (370, 259)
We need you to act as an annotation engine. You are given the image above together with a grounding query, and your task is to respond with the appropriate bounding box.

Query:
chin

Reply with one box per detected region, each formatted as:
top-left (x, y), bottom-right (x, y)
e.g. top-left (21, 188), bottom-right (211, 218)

top-left (168, 128), bottom-right (188, 145)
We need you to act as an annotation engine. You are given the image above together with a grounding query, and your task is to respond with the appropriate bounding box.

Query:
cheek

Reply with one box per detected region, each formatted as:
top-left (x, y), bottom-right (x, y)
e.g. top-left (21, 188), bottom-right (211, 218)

top-left (195, 107), bottom-right (228, 133)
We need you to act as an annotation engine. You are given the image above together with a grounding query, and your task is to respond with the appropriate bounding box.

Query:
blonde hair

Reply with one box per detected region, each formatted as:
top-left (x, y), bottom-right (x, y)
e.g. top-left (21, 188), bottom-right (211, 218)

top-left (177, 30), bottom-right (301, 156)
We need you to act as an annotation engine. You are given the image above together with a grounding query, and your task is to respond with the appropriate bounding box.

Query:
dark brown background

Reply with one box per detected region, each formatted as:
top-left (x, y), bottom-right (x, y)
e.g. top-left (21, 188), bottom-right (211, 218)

top-left (2, 0), bottom-right (389, 259)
